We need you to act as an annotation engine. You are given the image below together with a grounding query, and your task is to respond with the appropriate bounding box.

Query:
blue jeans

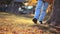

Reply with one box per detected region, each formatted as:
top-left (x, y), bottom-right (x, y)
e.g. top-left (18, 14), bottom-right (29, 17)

top-left (34, 0), bottom-right (48, 21)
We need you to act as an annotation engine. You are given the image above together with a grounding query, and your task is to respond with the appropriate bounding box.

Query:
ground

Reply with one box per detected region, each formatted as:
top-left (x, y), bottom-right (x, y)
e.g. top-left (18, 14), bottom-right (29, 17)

top-left (0, 12), bottom-right (60, 34)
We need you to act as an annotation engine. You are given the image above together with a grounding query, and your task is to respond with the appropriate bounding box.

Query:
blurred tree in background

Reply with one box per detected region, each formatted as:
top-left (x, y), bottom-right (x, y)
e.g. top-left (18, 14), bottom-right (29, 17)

top-left (47, 0), bottom-right (60, 27)
top-left (0, 0), bottom-right (12, 4)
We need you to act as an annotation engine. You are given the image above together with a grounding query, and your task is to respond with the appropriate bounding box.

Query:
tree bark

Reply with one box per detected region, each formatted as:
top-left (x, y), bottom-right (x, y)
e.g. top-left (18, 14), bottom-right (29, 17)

top-left (47, 0), bottom-right (60, 26)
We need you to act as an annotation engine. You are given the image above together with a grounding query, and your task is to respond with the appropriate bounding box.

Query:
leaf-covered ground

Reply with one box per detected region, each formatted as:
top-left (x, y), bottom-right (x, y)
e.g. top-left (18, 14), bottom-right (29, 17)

top-left (0, 12), bottom-right (59, 34)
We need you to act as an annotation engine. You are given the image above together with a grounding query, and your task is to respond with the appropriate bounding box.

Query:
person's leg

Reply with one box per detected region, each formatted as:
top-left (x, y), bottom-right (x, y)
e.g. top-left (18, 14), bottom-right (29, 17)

top-left (33, 0), bottom-right (43, 24)
top-left (39, 2), bottom-right (48, 24)
top-left (34, 0), bottom-right (43, 19)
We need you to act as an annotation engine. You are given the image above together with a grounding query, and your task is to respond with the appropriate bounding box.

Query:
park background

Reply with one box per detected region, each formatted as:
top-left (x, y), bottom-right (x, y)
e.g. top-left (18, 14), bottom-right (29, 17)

top-left (0, 0), bottom-right (60, 34)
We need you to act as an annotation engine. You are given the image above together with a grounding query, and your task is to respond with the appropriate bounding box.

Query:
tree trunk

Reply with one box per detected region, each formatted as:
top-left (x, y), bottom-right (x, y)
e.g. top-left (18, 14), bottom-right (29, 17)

top-left (47, 0), bottom-right (60, 26)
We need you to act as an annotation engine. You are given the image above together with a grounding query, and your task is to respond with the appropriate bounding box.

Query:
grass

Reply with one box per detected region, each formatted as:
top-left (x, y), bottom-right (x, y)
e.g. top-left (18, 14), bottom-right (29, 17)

top-left (0, 12), bottom-right (58, 34)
